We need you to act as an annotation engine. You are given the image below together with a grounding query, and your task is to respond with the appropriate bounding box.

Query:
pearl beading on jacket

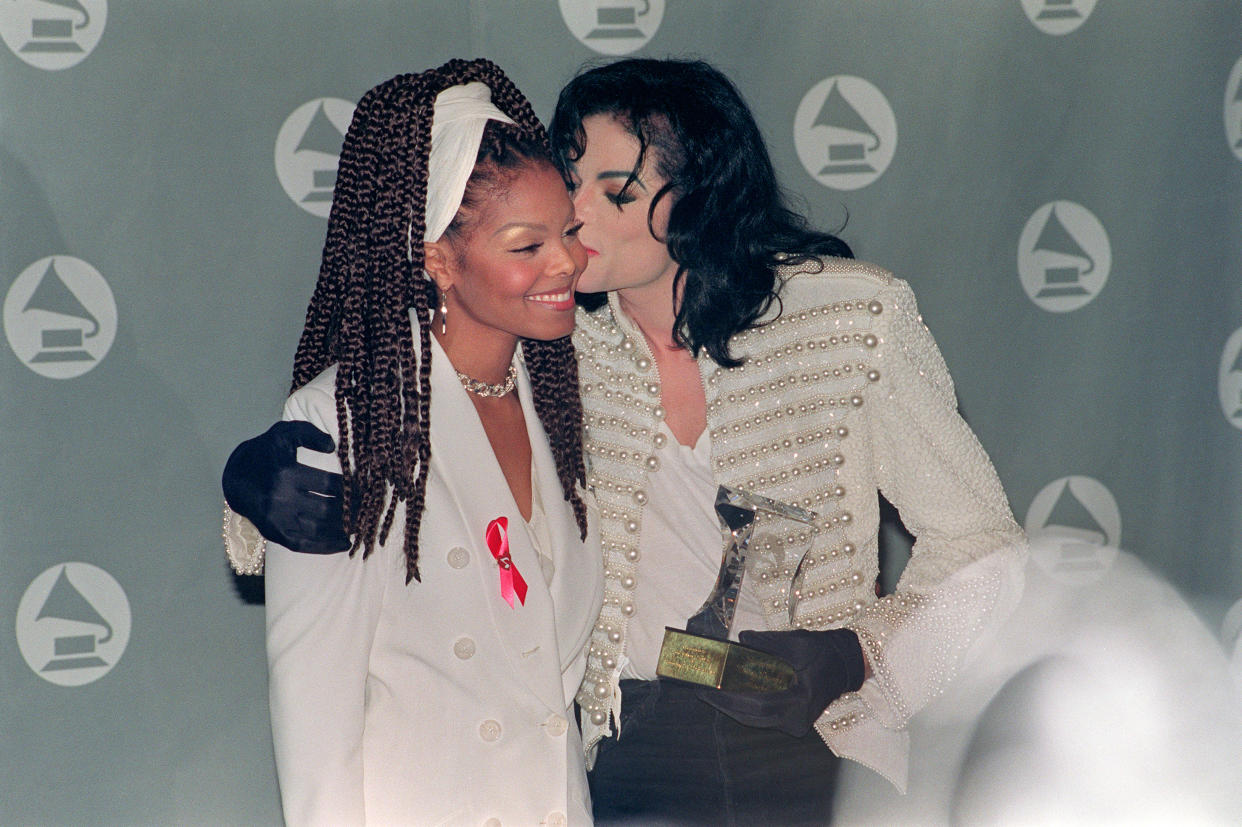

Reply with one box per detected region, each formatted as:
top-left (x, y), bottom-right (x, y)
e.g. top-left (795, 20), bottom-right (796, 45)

top-left (571, 259), bottom-right (1025, 790)
top-left (572, 264), bottom-right (892, 724)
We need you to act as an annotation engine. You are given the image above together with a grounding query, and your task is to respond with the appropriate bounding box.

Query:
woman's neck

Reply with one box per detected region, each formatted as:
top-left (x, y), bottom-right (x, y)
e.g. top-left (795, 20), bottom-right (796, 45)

top-left (433, 323), bottom-right (518, 385)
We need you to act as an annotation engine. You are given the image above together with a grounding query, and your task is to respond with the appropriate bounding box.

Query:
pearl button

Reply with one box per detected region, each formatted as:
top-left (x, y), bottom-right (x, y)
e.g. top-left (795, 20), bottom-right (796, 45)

top-left (478, 720), bottom-right (502, 742)
top-left (868, 300), bottom-right (883, 315)
top-left (545, 714), bottom-right (568, 737)
top-left (633, 490), bottom-right (648, 506)
top-left (453, 637), bottom-right (475, 659)
top-left (636, 356), bottom-right (651, 370)
top-left (446, 547), bottom-right (469, 568)
top-left (590, 710), bottom-right (607, 725)
top-left (593, 681), bottom-right (611, 699)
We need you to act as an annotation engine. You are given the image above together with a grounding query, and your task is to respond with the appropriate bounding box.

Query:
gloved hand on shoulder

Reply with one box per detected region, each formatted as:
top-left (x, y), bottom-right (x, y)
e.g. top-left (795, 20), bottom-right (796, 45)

top-left (222, 420), bottom-right (351, 554)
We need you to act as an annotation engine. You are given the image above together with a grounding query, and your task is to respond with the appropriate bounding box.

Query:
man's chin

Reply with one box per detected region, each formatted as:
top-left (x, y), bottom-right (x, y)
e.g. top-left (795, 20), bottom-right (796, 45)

top-left (575, 276), bottom-right (611, 294)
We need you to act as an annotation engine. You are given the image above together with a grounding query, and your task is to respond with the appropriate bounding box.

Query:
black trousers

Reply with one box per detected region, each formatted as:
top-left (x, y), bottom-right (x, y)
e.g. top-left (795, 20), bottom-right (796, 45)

top-left (588, 679), bottom-right (842, 826)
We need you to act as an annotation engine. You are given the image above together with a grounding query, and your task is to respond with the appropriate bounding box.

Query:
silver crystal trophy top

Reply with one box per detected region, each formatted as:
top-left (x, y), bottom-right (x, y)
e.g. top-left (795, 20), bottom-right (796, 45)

top-left (684, 486), bottom-right (819, 638)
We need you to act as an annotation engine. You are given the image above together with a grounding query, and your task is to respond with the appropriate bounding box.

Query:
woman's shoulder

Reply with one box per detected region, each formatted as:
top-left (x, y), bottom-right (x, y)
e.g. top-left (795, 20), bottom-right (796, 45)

top-left (284, 365), bottom-right (340, 423)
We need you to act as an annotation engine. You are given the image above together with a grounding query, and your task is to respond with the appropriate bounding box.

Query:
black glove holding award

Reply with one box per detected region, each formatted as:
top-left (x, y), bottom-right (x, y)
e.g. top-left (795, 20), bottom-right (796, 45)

top-left (221, 421), bottom-right (351, 554)
top-left (696, 628), bottom-right (866, 737)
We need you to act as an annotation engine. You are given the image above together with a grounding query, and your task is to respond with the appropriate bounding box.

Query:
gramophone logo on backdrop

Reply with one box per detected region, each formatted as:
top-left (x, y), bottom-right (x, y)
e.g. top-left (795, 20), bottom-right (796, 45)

top-left (1218, 327), bottom-right (1242, 430)
top-left (274, 98), bottom-right (356, 218)
top-left (559, 0), bottom-right (663, 56)
top-left (16, 563), bottom-right (131, 687)
top-left (794, 76), bottom-right (896, 191)
top-left (1018, 201), bottom-right (1110, 312)
top-left (3, 255), bottom-right (117, 379)
top-left (1019, 0), bottom-right (1097, 36)
top-left (0, 0), bottom-right (106, 70)
top-left (1025, 476), bottom-right (1120, 585)
top-left (1225, 56), bottom-right (1242, 162)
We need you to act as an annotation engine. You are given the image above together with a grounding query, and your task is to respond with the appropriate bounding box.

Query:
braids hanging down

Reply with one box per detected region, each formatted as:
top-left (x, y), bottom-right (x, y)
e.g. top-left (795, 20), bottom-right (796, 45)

top-left (289, 58), bottom-right (588, 584)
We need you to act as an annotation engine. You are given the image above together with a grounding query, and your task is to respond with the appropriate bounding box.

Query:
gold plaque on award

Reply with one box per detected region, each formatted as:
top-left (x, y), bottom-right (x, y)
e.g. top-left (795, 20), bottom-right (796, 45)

top-left (655, 486), bottom-right (818, 693)
top-left (657, 628), bottom-right (796, 692)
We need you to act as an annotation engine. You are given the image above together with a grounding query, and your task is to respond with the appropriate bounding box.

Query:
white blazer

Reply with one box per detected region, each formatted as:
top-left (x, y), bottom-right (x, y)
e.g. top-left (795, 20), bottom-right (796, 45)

top-left (265, 334), bottom-right (603, 826)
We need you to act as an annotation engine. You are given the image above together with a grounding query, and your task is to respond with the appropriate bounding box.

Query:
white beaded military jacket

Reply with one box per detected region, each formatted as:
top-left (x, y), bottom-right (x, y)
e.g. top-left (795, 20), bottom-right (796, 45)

top-left (571, 257), bottom-right (1027, 791)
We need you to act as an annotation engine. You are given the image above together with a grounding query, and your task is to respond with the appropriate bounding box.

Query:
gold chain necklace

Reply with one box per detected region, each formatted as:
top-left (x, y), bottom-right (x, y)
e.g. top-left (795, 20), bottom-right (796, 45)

top-left (456, 363), bottom-right (518, 398)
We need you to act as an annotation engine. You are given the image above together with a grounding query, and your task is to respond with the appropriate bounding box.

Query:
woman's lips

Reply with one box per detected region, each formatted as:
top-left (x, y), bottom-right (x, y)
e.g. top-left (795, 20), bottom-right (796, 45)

top-left (526, 289), bottom-right (576, 311)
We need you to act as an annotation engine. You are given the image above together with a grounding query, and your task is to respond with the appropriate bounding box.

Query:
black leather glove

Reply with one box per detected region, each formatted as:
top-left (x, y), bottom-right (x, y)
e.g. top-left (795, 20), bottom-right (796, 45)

top-left (221, 421), bottom-right (351, 554)
top-left (696, 628), bottom-right (866, 737)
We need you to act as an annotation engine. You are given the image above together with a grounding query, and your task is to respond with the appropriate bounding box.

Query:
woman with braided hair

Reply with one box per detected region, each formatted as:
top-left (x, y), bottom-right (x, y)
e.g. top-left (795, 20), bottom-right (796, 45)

top-left (227, 59), bottom-right (602, 825)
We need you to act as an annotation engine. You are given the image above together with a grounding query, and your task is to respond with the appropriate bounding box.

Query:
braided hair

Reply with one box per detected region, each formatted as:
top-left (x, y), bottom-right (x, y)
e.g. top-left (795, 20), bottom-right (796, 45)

top-left (290, 59), bottom-right (588, 584)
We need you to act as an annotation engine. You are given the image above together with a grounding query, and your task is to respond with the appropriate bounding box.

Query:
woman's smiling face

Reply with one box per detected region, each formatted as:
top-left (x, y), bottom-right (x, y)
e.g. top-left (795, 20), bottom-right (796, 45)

top-left (429, 160), bottom-right (587, 345)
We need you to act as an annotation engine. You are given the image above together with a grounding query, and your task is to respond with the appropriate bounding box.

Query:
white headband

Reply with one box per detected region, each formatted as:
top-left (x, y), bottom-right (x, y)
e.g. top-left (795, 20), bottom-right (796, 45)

top-left (408, 81), bottom-right (517, 260)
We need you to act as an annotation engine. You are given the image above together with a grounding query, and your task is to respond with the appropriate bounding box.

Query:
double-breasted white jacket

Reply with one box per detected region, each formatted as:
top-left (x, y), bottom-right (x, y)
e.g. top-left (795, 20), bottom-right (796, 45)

top-left (570, 257), bottom-right (1027, 792)
top-left (233, 332), bottom-right (604, 826)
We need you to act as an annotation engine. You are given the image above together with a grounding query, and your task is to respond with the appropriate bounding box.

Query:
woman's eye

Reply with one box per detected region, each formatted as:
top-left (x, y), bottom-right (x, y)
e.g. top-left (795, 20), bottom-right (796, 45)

top-left (510, 243), bottom-right (542, 254)
top-left (564, 222), bottom-right (584, 239)
top-left (605, 191), bottom-right (635, 208)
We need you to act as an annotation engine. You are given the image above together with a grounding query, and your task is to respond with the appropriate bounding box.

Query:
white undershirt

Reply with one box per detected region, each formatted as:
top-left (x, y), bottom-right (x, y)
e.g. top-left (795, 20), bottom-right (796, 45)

top-left (619, 421), bottom-right (767, 680)
top-left (525, 461), bottom-right (556, 586)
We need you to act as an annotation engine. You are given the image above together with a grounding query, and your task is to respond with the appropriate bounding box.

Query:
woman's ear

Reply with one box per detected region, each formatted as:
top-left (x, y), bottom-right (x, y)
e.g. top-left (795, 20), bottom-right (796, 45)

top-left (422, 240), bottom-right (454, 294)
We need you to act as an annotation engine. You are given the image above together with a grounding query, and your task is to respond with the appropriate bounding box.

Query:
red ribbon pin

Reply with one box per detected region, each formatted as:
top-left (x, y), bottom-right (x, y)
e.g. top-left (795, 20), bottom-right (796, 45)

top-left (485, 516), bottom-right (528, 608)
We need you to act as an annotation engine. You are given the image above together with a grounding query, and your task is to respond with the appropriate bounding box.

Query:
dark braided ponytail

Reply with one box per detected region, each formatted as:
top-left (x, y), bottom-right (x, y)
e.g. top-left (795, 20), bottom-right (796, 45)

top-left (290, 59), bottom-right (587, 584)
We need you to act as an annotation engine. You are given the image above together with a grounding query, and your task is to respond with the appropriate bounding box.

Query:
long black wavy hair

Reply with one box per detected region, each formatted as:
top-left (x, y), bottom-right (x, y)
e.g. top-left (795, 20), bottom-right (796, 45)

top-left (550, 58), bottom-right (854, 367)
top-left (292, 59), bottom-right (587, 584)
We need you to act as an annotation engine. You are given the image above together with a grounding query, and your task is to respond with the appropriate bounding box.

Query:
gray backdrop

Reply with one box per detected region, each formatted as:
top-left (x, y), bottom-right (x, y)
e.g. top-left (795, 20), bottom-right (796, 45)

top-left (3, 1), bottom-right (1240, 823)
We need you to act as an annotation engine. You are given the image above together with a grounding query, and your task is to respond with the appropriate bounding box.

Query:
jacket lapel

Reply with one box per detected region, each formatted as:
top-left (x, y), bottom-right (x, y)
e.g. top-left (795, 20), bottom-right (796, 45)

top-left (520, 353), bottom-right (604, 681)
top-left (425, 334), bottom-right (566, 713)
